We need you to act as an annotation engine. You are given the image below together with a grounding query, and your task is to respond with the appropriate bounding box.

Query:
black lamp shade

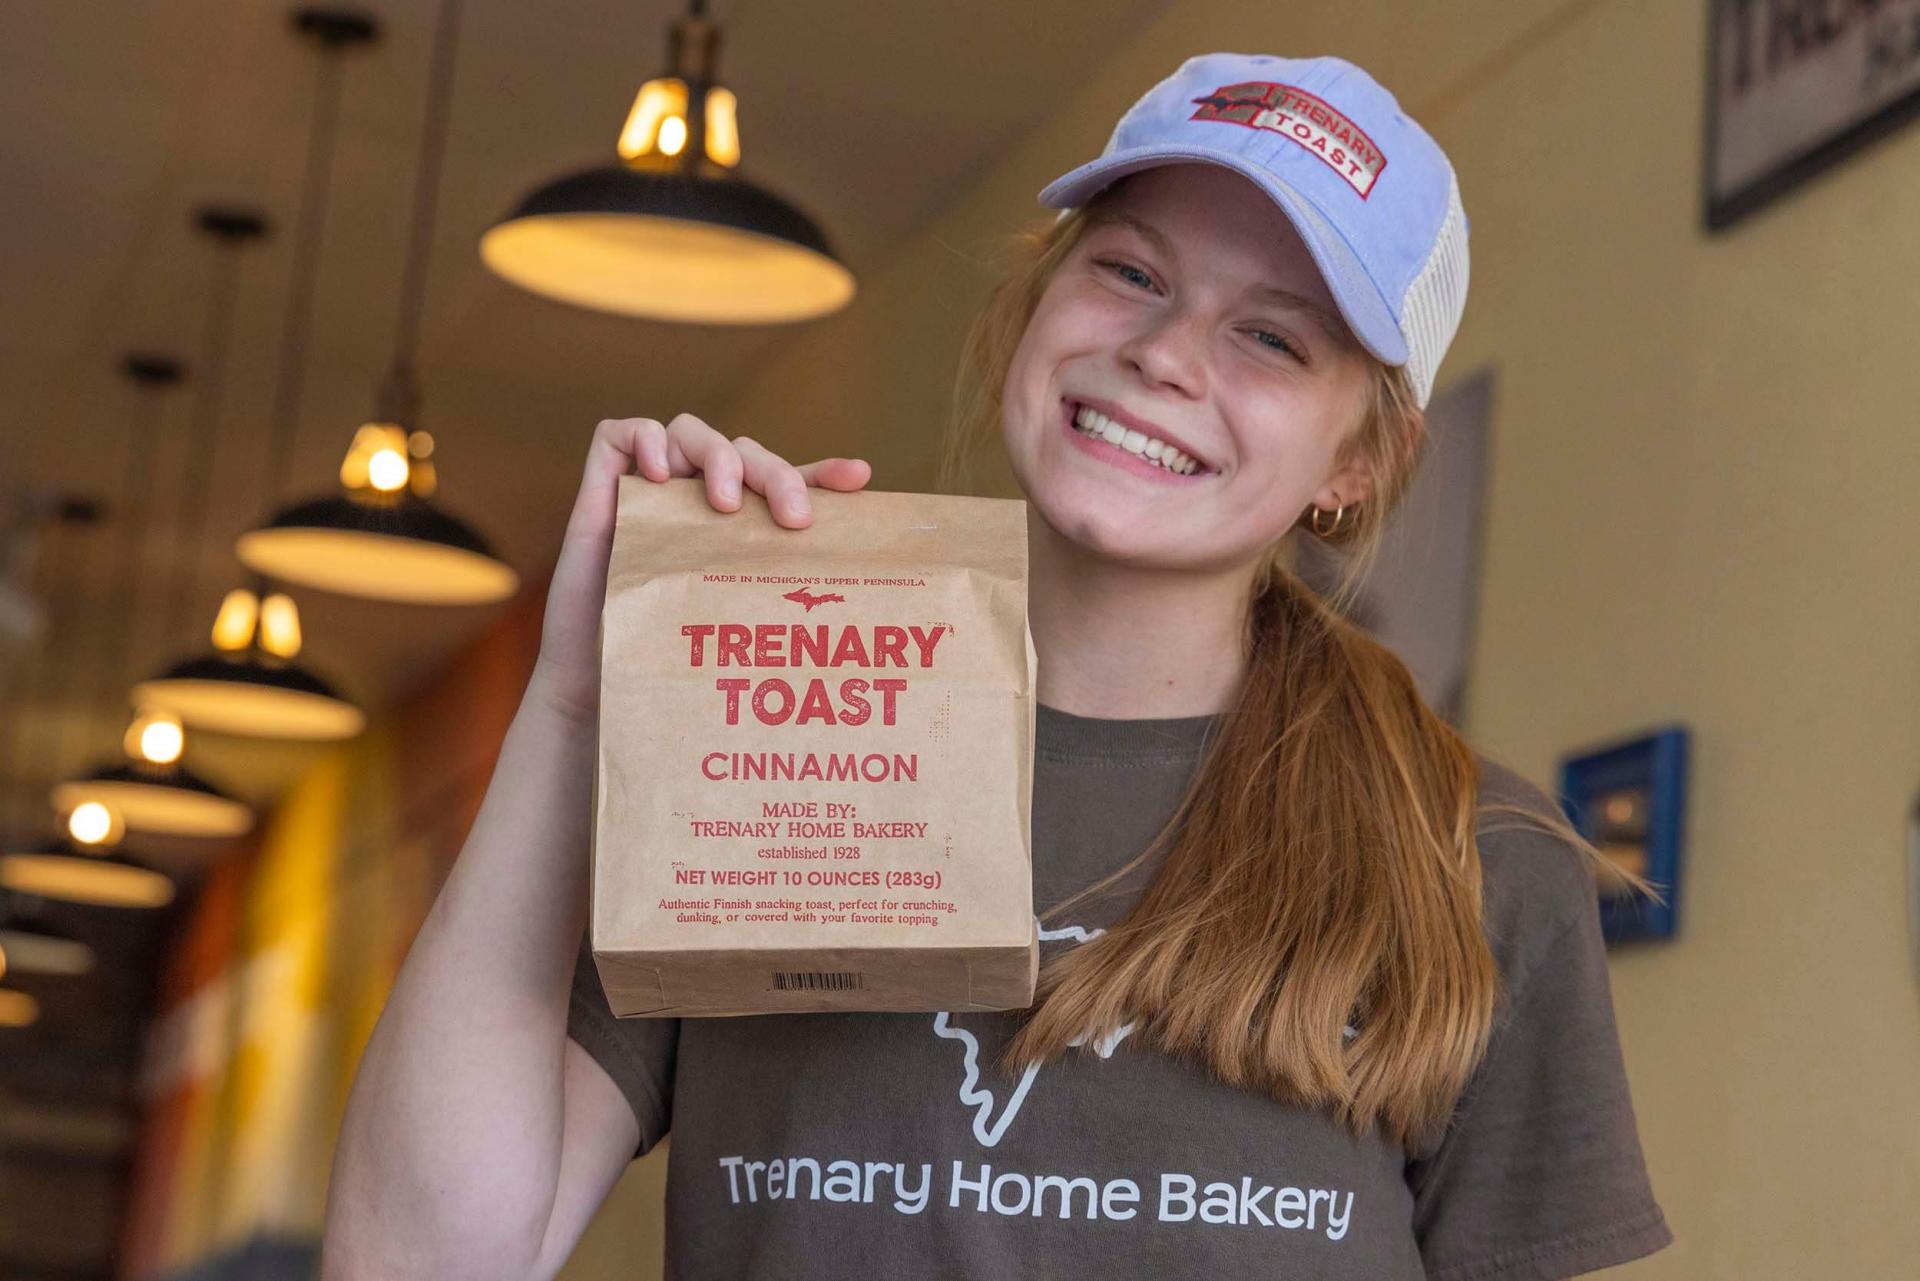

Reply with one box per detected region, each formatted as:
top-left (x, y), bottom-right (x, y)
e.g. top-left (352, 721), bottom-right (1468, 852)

top-left (0, 909), bottom-right (97, 976)
top-left (132, 651), bottom-right (366, 741)
top-left (234, 493), bottom-right (518, 605)
top-left (50, 761), bottom-right (254, 840)
top-left (0, 841), bottom-right (176, 910)
top-left (479, 163), bottom-right (857, 323)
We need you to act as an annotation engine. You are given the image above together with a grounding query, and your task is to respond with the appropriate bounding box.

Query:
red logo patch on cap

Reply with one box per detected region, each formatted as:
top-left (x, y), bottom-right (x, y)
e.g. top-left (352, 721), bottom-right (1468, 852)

top-left (1190, 82), bottom-right (1387, 198)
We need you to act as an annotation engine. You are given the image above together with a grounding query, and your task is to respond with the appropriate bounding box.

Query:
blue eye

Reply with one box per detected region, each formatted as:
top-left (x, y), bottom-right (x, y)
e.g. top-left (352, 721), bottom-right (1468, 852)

top-left (1249, 329), bottom-right (1307, 361)
top-left (1099, 258), bottom-right (1156, 290)
top-left (1098, 258), bottom-right (1308, 362)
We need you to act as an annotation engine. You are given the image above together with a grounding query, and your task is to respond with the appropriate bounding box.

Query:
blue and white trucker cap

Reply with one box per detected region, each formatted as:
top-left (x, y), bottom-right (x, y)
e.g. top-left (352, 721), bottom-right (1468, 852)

top-left (1037, 52), bottom-right (1468, 408)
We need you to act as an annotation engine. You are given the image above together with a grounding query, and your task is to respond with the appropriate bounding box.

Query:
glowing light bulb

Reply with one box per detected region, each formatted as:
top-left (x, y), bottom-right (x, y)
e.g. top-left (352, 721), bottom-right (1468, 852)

top-left (368, 447), bottom-right (410, 493)
top-left (68, 801), bottom-right (118, 846)
top-left (212, 588), bottom-right (260, 651)
top-left (618, 78), bottom-right (688, 160)
top-left (658, 114), bottom-right (687, 157)
top-left (126, 709), bottom-right (185, 764)
top-left (406, 430), bottom-right (438, 497)
top-left (705, 86), bottom-right (740, 166)
top-left (341, 422), bottom-right (412, 492)
top-left (340, 424), bottom-right (379, 488)
top-left (142, 719), bottom-right (183, 762)
top-left (259, 593), bottom-right (302, 659)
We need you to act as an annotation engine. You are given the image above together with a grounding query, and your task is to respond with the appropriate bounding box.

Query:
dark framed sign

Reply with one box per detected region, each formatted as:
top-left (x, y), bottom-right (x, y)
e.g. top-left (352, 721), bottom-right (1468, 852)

top-left (1558, 727), bottom-right (1690, 944)
top-left (1705, 0), bottom-right (1920, 230)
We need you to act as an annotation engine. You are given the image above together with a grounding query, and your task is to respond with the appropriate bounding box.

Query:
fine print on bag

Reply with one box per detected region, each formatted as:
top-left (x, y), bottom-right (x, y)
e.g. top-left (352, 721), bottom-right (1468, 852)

top-left (589, 476), bottom-right (1038, 1016)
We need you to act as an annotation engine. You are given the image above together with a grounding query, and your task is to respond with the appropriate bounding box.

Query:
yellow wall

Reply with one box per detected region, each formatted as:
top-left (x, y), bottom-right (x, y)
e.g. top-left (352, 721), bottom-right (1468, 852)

top-left (571, 1), bottom-right (1920, 1275)
top-left (559, 1142), bottom-right (669, 1281)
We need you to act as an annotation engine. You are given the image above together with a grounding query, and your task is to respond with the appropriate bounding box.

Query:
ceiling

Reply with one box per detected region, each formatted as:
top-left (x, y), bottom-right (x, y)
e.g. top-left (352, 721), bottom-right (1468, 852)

top-left (0, 0), bottom-right (1177, 822)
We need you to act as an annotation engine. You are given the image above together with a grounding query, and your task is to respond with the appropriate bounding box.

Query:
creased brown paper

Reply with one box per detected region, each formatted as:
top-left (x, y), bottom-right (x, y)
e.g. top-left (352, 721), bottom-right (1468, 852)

top-left (589, 476), bottom-right (1037, 1016)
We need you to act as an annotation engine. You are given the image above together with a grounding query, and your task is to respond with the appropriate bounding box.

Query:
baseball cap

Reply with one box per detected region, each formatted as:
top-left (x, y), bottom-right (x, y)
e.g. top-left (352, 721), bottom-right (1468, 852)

top-left (1037, 52), bottom-right (1468, 408)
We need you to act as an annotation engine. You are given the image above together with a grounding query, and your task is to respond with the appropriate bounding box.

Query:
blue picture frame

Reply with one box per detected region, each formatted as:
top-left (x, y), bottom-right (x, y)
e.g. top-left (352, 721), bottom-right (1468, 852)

top-left (1557, 727), bottom-right (1689, 944)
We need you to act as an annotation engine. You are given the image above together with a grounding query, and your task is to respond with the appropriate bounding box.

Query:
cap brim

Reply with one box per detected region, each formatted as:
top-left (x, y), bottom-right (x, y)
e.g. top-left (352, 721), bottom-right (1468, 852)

top-left (1037, 144), bottom-right (1408, 366)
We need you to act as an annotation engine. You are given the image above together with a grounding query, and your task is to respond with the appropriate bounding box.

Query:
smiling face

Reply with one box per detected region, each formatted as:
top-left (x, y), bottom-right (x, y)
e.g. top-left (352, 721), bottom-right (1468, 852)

top-left (1001, 163), bottom-right (1377, 573)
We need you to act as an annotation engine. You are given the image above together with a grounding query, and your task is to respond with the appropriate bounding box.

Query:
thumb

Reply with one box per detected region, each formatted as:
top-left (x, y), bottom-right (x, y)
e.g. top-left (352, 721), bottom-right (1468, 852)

top-left (796, 457), bottom-right (873, 491)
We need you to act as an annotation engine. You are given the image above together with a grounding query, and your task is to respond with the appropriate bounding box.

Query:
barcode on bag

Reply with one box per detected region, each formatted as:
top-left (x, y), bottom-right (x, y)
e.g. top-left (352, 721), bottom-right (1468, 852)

top-left (771, 971), bottom-right (866, 992)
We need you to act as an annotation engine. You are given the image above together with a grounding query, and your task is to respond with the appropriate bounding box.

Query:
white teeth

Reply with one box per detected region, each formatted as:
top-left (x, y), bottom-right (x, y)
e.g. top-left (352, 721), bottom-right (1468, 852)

top-left (1071, 404), bottom-right (1201, 475)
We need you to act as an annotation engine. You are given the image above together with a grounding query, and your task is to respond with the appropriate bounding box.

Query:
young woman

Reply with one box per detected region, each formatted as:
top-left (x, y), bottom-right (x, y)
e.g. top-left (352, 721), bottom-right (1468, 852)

top-left (324, 52), bottom-right (1670, 1281)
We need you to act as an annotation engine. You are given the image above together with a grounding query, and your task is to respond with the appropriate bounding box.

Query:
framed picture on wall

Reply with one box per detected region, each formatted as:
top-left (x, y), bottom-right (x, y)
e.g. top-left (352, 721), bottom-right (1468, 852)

top-left (1705, 0), bottom-right (1920, 229)
top-left (1558, 727), bottom-right (1690, 944)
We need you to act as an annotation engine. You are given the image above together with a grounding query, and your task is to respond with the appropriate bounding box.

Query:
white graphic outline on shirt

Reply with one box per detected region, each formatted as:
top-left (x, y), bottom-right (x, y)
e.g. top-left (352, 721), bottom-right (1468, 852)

top-left (932, 922), bottom-right (1362, 1149)
top-left (931, 922), bottom-right (1135, 1149)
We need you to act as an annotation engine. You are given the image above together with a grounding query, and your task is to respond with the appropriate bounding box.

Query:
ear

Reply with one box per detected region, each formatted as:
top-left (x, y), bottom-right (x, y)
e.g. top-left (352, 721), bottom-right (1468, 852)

top-left (1311, 455), bottom-right (1375, 512)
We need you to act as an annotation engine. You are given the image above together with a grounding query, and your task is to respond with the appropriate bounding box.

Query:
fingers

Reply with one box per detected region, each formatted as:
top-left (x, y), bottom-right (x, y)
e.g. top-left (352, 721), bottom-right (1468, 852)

top-left (593, 414), bottom-right (875, 529)
top-left (632, 419), bottom-right (672, 482)
top-left (534, 420), bottom-right (871, 719)
top-left (538, 417), bottom-right (657, 686)
top-left (793, 457), bottom-right (873, 492)
top-left (663, 413), bottom-right (744, 513)
top-left (734, 436), bottom-right (813, 529)
top-left (734, 442), bottom-right (877, 529)
top-left (562, 418), bottom-right (649, 549)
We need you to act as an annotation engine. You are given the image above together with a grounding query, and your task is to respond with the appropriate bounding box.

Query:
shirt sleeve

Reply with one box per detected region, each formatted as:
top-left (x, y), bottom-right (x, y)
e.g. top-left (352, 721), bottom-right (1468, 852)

top-left (1406, 817), bottom-right (1672, 1281)
top-left (566, 928), bottom-right (678, 1160)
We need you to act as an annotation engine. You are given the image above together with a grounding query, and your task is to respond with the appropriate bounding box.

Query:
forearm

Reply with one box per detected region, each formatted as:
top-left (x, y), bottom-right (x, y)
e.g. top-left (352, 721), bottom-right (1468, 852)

top-left (322, 670), bottom-right (595, 1281)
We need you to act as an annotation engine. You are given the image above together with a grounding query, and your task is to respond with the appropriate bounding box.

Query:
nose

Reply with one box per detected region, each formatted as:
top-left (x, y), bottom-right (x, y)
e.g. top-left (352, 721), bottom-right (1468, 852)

top-left (1115, 304), bottom-right (1209, 399)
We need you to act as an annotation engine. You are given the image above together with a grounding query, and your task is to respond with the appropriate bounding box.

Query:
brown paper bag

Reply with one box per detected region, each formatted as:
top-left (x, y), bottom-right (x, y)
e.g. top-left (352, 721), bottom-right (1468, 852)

top-left (589, 476), bottom-right (1037, 1016)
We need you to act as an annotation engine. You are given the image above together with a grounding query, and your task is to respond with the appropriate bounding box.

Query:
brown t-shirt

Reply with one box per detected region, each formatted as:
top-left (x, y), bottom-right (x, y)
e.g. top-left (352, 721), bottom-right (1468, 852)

top-left (567, 704), bottom-right (1672, 1279)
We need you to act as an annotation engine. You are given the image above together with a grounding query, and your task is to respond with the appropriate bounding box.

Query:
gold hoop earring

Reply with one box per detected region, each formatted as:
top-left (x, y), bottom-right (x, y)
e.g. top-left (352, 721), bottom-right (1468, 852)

top-left (1310, 504), bottom-right (1349, 538)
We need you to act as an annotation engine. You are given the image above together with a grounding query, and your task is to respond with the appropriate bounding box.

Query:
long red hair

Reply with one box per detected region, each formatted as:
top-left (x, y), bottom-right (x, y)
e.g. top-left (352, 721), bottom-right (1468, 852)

top-left (941, 195), bottom-right (1637, 1149)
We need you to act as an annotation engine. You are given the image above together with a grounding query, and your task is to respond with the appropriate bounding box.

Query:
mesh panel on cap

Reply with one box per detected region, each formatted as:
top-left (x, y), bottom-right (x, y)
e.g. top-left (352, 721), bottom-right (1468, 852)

top-left (1397, 170), bottom-right (1469, 407)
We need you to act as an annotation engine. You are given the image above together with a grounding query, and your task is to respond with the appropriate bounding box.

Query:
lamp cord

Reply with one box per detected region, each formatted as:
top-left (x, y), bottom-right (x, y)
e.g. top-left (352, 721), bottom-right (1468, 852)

top-left (1, 516), bottom-right (63, 833)
top-left (0, 651), bottom-right (38, 833)
top-left (45, 500), bottom-right (97, 796)
top-left (0, 504), bottom-right (46, 832)
top-left (164, 246), bottom-right (243, 651)
top-left (90, 384), bottom-right (167, 751)
top-left (381, 0), bottom-right (464, 424)
top-left (261, 45), bottom-right (346, 509)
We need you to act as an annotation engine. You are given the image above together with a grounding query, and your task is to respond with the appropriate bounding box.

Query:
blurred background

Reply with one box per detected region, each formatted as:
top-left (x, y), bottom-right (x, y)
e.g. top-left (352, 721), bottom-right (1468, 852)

top-left (2, 1), bottom-right (1917, 1278)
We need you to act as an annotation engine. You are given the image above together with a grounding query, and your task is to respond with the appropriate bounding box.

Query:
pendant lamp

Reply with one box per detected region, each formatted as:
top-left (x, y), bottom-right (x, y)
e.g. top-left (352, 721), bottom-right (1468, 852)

top-left (2, 804), bottom-right (175, 918)
top-left (0, 906), bottom-right (96, 979)
top-left (479, 0), bottom-right (856, 324)
top-left (0, 503), bottom-right (85, 853)
top-left (134, 19), bottom-right (370, 742)
top-left (52, 353), bottom-right (255, 839)
top-left (0, 842), bottom-right (176, 911)
top-left (48, 762), bottom-right (250, 842)
top-left (235, 0), bottom-right (517, 606)
top-left (3, 510), bottom-right (178, 909)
